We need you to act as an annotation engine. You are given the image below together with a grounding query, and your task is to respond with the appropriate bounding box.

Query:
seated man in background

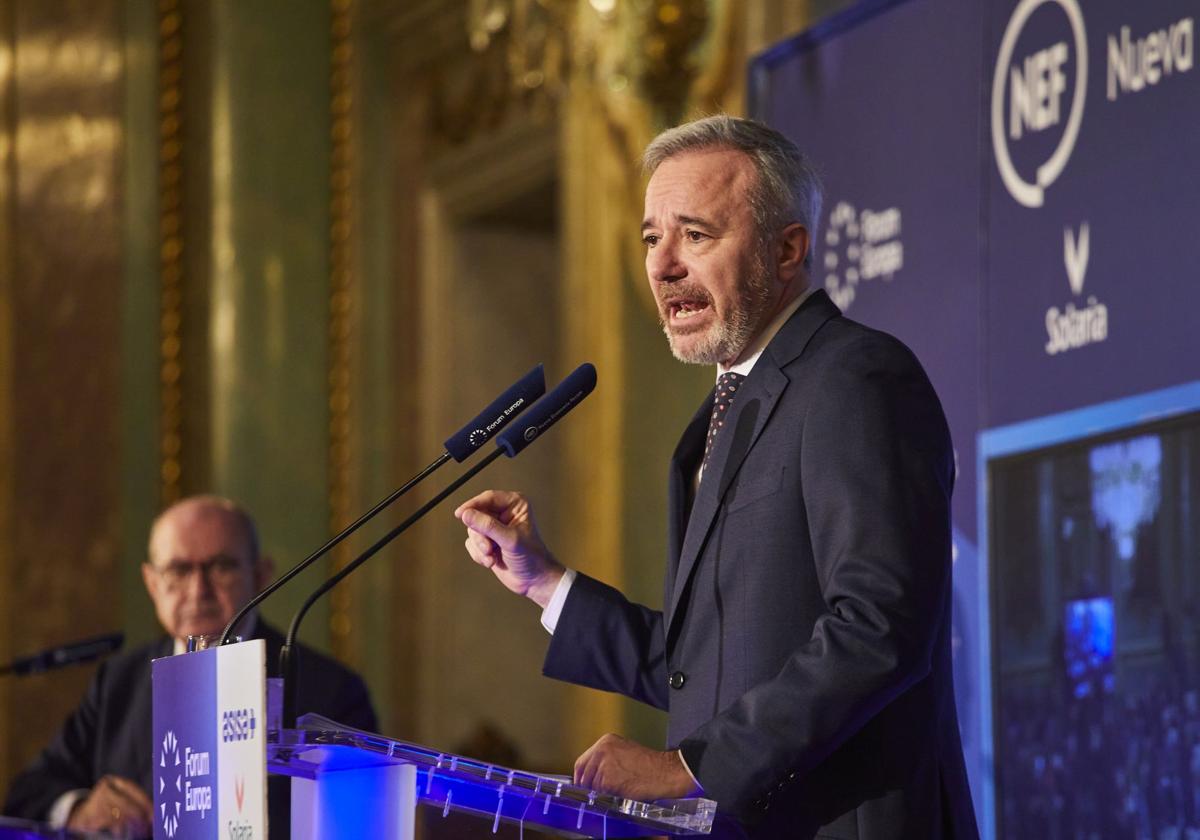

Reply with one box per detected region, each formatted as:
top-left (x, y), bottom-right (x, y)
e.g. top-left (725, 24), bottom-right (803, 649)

top-left (3, 495), bottom-right (377, 839)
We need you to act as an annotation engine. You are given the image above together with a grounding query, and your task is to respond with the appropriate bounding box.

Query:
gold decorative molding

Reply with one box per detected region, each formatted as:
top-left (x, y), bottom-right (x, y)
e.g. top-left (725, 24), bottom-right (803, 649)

top-left (392, 1), bottom-right (714, 153)
top-left (328, 0), bottom-right (356, 661)
top-left (420, 0), bottom-right (572, 146)
top-left (639, 0), bottom-right (710, 120)
top-left (158, 0), bottom-right (184, 505)
top-left (0, 0), bottom-right (14, 783)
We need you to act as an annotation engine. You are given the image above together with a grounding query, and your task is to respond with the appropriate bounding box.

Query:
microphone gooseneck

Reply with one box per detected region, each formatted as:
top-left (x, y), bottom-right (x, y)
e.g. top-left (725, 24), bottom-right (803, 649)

top-left (279, 363), bottom-right (596, 727)
top-left (218, 364), bottom-right (547, 647)
top-left (280, 447), bottom-right (505, 726)
top-left (218, 452), bottom-right (451, 647)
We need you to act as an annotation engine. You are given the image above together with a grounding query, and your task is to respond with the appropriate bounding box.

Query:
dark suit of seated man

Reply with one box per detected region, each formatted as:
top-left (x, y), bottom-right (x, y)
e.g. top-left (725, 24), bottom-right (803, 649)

top-left (2, 495), bottom-right (377, 839)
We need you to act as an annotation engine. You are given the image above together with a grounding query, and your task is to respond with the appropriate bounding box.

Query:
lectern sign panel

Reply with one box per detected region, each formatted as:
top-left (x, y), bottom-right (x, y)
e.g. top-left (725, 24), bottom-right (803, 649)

top-left (152, 641), bottom-right (266, 840)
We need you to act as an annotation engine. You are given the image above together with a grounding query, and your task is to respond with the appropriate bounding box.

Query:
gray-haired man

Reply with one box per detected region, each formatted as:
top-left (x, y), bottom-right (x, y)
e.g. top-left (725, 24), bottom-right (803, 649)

top-left (457, 116), bottom-right (978, 838)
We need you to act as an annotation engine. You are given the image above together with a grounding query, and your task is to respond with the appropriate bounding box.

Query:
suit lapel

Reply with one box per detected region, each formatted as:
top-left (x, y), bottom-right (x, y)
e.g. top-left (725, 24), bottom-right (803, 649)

top-left (665, 365), bottom-right (787, 632)
top-left (664, 291), bottom-right (842, 637)
top-left (666, 395), bottom-right (713, 607)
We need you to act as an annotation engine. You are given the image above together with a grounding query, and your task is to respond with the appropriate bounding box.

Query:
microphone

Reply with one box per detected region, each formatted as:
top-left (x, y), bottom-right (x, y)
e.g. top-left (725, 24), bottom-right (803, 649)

top-left (0, 632), bottom-right (124, 677)
top-left (495, 363), bottom-right (596, 457)
top-left (444, 364), bottom-right (545, 461)
top-left (280, 363), bottom-right (597, 726)
top-left (219, 364), bottom-right (546, 645)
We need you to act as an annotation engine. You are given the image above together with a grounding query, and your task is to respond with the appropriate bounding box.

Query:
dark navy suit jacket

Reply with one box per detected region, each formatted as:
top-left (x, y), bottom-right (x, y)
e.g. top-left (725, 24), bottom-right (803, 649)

top-left (3, 621), bottom-right (376, 839)
top-left (545, 291), bottom-right (979, 839)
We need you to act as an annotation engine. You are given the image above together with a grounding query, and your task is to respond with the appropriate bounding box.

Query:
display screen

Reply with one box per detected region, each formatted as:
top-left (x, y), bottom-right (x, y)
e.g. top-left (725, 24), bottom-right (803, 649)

top-left (990, 415), bottom-right (1200, 839)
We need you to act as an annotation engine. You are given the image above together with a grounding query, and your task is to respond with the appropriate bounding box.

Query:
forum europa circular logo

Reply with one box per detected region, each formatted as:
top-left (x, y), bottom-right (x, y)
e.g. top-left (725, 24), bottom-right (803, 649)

top-left (158, 729), bottom-right (182, 838)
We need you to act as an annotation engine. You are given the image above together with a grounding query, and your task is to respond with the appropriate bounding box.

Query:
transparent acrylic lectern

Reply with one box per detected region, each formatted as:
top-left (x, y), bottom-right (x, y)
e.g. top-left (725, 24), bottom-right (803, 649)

top-left (270, 714), bottom-right (716, 839)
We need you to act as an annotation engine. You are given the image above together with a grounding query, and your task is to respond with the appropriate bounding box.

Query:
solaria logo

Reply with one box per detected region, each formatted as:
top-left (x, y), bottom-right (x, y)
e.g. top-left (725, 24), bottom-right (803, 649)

top-left (1044, 222), bottom-right (1107, 356)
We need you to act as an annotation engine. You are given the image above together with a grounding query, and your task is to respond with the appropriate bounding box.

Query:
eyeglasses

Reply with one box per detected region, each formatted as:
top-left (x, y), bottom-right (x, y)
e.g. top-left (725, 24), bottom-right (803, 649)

top-left (150, 555), bottom-right (249, 591)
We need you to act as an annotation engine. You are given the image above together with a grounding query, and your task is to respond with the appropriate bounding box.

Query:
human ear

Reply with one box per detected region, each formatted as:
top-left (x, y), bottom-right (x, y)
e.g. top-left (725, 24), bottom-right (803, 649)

top-left (777, 222), bottom-right (810, 281)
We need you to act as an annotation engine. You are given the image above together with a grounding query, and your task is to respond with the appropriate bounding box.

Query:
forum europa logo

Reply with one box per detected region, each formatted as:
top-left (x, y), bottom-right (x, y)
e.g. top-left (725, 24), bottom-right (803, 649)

top-left (158, 730), bottom-right (182, 838)
top-left (822, 201), bottom-right (904, 312)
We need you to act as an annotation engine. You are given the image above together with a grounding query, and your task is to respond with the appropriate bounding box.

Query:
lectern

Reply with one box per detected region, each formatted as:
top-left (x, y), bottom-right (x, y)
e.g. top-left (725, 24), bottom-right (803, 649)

top-left (274, 715), bottom-right (715, 839)
top-left (152, 641), bottom-right (715, 838)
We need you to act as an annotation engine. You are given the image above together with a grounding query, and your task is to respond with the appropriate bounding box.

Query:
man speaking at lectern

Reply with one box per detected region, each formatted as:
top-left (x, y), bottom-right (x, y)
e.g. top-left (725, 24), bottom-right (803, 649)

top-left (456, 116), bottom-right (978, 838)
top-left (3, 495), bottom-right (376, 839)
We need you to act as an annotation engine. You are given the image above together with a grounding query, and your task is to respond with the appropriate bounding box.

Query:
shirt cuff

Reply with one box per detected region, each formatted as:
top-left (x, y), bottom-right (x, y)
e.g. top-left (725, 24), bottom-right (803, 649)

top-left (48, 789), bottom-right (88, 828)
top-left (677, 749), bottom-right (704, 795)
top-left (539, 568), bottom-right (577, 634)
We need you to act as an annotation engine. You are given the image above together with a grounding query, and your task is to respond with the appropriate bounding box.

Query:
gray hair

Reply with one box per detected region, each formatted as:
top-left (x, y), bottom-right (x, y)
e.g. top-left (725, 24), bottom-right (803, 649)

top-left (643, 115), bottom-right (823, 268)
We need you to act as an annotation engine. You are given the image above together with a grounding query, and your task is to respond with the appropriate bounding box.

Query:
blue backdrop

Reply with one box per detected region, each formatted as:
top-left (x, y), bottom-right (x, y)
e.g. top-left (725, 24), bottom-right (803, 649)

top-left (751, 1), bottom-right (1199, 836)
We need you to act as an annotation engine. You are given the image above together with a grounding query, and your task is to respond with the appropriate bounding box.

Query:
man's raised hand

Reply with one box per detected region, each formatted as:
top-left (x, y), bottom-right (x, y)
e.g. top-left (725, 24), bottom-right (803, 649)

top-left (454, 490), bottom-right (564, 608)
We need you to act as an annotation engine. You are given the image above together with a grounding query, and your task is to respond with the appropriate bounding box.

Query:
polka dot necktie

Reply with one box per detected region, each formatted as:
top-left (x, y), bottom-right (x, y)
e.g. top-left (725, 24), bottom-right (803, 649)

top-left (703, 372), bottom-right (746, 472)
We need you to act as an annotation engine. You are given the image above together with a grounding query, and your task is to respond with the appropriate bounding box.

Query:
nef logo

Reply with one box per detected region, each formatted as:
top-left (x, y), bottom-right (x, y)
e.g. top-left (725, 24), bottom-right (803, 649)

top-left (992, 0), bottom-right (1088, 208)
top-left (222, 707), bottom-right (258, 742)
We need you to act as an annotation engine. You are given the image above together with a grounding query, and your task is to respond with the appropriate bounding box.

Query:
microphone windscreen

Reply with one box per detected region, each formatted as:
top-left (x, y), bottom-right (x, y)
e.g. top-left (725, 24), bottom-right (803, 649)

top-left (12, 632), bottom-right (124, 675)
top-left (496, 363), bottom-right (596, 458)
top-left (55, 632), bottom-right (125, 666)
top-left (444, 364), bottom-right (546, 462)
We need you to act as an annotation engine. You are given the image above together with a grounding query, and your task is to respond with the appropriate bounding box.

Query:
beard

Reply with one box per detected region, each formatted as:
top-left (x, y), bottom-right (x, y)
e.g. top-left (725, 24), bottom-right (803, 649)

top-left (658, 251), bottom-right (775, 366)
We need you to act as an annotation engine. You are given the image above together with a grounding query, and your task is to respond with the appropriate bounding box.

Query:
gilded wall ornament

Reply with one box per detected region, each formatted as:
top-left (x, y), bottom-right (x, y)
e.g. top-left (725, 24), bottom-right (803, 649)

top-left (159, 0), bottom-right (185, 505)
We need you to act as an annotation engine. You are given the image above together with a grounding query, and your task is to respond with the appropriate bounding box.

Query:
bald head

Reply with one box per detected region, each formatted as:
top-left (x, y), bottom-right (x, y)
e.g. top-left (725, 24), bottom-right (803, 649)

top-left (148, 495), bottom-right (259, 567)
top-left (143, 496), bottom-right (272, 641)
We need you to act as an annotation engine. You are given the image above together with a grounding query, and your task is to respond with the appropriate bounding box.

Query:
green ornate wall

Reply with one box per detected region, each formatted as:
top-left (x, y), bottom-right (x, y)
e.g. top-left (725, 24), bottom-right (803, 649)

top-left (0, 0), bottom-right (852, 803)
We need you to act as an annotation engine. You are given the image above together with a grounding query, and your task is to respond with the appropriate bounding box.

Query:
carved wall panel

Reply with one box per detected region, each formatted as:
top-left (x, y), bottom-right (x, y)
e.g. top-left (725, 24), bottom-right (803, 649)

top-left (0, 0), bottom-right (125, 789)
